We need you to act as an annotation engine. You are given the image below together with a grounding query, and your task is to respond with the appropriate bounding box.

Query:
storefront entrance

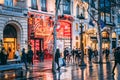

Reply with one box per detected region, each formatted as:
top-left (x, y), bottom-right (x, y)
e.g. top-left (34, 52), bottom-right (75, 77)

top-left (3, 24), bottom-right (17, 59)
top-left (30, 38), bottom-right (44, 54)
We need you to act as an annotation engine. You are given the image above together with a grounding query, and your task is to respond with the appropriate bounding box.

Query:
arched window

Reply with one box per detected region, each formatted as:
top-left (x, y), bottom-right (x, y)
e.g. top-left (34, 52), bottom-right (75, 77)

top-left (63, 0), bottom-right (71, 14)
top-left (76, 5), bottom-right (79, 17)
top-left (102, 31), bottom-right (109, 38)
top-left (3, 24), bottom-right (17, 38)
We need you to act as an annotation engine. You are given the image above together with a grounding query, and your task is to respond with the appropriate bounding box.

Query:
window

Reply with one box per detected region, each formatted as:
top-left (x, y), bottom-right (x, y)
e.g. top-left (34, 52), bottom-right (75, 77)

top-left (41, 0), bottom-right (47, 11)
top-left (76, 5), bottom-right (79, 17)
top-left (76, 23), bottom-right (78, 31)
top-left (118, 15), bottom-right (120, 23)
top-left (102, 31), bottom-right (109, 38)
top-left (76, 36), bottom-right (78, 40)
top-left (100, 0), bottom-right (111, 13)
top-left (31, 0), bottom-right (38, 10)
top-left (4, 0), bottom-right (13, 6)
top-left (91, 0), bottom-right (95, 8)
top-left (63, 0), bottom-right (71, 14)
top-left (106, 13), bottom-right (110, 23)
top-left (118, 35), bottom-right (120, 40)
top-left (76, 42), bottom-right (79, 48)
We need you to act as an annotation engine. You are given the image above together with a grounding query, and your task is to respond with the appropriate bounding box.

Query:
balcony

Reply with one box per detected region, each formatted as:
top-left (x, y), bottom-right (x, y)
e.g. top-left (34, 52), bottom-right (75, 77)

top-left (0, 4), bottom-right (27, 17)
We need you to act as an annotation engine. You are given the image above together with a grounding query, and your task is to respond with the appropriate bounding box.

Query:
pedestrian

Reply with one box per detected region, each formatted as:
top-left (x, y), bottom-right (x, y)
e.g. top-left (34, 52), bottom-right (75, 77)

top-left (71, 48), bottom-right (76, 63)
top-left (112, 47), bottom-right (120, 75)
top-left (0, 47), bottom-right (7, 65)
top-left (77, 48), bottom-right (82, 63)
top-left (75, 48), bottom-right (78, 63)
top-left (39, 49), bottom-right (44, 62)
top-left (63, 48), bottom-right (68, 62)
top-left (105, 47), bottom-right (110, 61)
top-left (94, 49), bottom-right (98, 58)
top-left (27, 46), bottom-right (33, 65)
top-left (21, 48), bottom-right (28, 70)
top-left (55, 48), bottom-right (60, 70)
top-left (93, 49), bottom-right (98, 61)
top-left (88, 47), bottom-right (93, 62)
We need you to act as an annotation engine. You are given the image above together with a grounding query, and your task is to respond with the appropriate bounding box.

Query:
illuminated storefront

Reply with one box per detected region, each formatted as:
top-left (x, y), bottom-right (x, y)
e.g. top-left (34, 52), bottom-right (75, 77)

top-left (28, 12), bottom-right (54, 57)
top-left (57, 15), bottom-right (73, 53)
top-left (28, 13), bottom-right (73, 55)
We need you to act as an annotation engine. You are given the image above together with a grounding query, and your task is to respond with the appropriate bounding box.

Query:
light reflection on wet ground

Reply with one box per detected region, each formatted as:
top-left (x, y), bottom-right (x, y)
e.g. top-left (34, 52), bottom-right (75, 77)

top-left (0, 57), bottom-right (120, 80)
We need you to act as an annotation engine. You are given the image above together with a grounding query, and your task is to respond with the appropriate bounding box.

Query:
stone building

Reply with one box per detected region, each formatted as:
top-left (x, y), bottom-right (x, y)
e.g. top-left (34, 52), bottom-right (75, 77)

top-left (0, 0), bottom-right (27, 59)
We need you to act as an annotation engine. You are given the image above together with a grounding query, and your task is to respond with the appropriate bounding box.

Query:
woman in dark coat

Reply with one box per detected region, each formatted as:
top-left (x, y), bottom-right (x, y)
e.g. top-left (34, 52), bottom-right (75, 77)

top-left (0, 47), bottom-right (7, 65)
top-left (112, 47), bottom-right (120, 75)
top-left (55, 48), bottom-right (60, 70)
top-left (21, 48), bottom-right (28, 70)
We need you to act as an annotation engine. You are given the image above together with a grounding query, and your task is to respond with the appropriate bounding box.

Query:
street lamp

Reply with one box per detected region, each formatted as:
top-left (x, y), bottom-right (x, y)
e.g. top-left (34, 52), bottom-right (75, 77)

top-left (77, 13), bottom-right (86, 66)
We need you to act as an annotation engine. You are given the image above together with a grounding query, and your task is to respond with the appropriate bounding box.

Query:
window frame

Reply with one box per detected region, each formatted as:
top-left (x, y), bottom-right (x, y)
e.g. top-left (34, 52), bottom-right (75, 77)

top-left (63, 0), bottom-right (71, 14)
top-left (31, 0), bottom-right (38, 10)
top-left (41, 0), bottom-right (47, 12)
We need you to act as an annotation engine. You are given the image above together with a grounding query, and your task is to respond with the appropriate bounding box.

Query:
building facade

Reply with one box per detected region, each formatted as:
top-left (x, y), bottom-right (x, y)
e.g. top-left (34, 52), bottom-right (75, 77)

top-left (87, 0), bottom-right (116, 53)
top-left (0, 0), bottom-right (27, 59)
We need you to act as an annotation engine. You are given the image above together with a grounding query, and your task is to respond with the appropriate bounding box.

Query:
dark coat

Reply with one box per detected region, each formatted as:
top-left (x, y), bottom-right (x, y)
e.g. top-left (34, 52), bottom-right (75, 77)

top-left (28, 50), bottom-right (33, 58)
top-left (114, 50), bottom-right (120, 63)
top-left (55, 50), bottom-right (60, 62)
top-left (21, 49), bottom-right (27, 62)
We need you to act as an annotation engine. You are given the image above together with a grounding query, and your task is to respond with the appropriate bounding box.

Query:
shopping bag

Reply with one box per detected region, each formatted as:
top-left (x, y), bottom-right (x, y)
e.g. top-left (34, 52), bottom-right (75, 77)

top-left (59, 58), bottom-right (63, 67)
top-left (62, 58), bottom-right (66, 66)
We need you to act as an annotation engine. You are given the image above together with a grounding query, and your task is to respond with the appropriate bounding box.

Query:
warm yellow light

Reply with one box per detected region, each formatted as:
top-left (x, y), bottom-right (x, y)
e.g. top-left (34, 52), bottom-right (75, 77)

top-left (5, 74), bottom-right (8, 79)
top-left (112, 32), bottom-right (116, 38)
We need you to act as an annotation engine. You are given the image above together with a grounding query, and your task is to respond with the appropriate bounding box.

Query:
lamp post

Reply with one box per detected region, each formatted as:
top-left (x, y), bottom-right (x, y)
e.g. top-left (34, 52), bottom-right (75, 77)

top-left (77, 13), bottom-right (86, 66)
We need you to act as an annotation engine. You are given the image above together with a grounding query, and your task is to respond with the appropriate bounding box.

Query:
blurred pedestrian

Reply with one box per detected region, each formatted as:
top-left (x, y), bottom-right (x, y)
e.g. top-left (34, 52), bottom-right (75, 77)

top-left (112, 47), bottom-right (120, 75)
top-left (55, 48), bottom-right (60, 70)
top-left (27, 46), bottom-right (33, 65)
top-left (39, 49), bottom-right (44, 62)
top-left (0, 47), bottom-right (7, 65)
top-left (63, 48), bottom-right (68, 62)
top-left (21, 48), bottom-right (28, 70)
top-left (88, 47), bottom-right (93, 62)
top-left (105, 47), bottom-right (110, 61)
top-left (71, 48), bottom-right (76, 63)
top-left (75, 48), bottom-right (78, 63)
top-left (94, 49), bottom-right (98, 58)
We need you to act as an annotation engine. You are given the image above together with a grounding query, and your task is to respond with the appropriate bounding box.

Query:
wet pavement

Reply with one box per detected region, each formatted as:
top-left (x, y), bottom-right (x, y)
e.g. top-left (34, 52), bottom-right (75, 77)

top-left (0, 55), bottom-right (120, 80)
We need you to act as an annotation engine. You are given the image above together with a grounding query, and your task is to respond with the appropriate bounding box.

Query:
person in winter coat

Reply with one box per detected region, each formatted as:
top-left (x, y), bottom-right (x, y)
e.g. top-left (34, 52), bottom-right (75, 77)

top-left (112, 47), bottom-right (120, 75)
top-left (88, 47), bottom-right (93, 62)
top-left (21, 48), bottom-right (28, 70)
top-left (55, 48), bottom-right (60, 70)
top-left (27, 47), bottom-right (33, 65)
top-left (0, 47), bottom-right (7, 65)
